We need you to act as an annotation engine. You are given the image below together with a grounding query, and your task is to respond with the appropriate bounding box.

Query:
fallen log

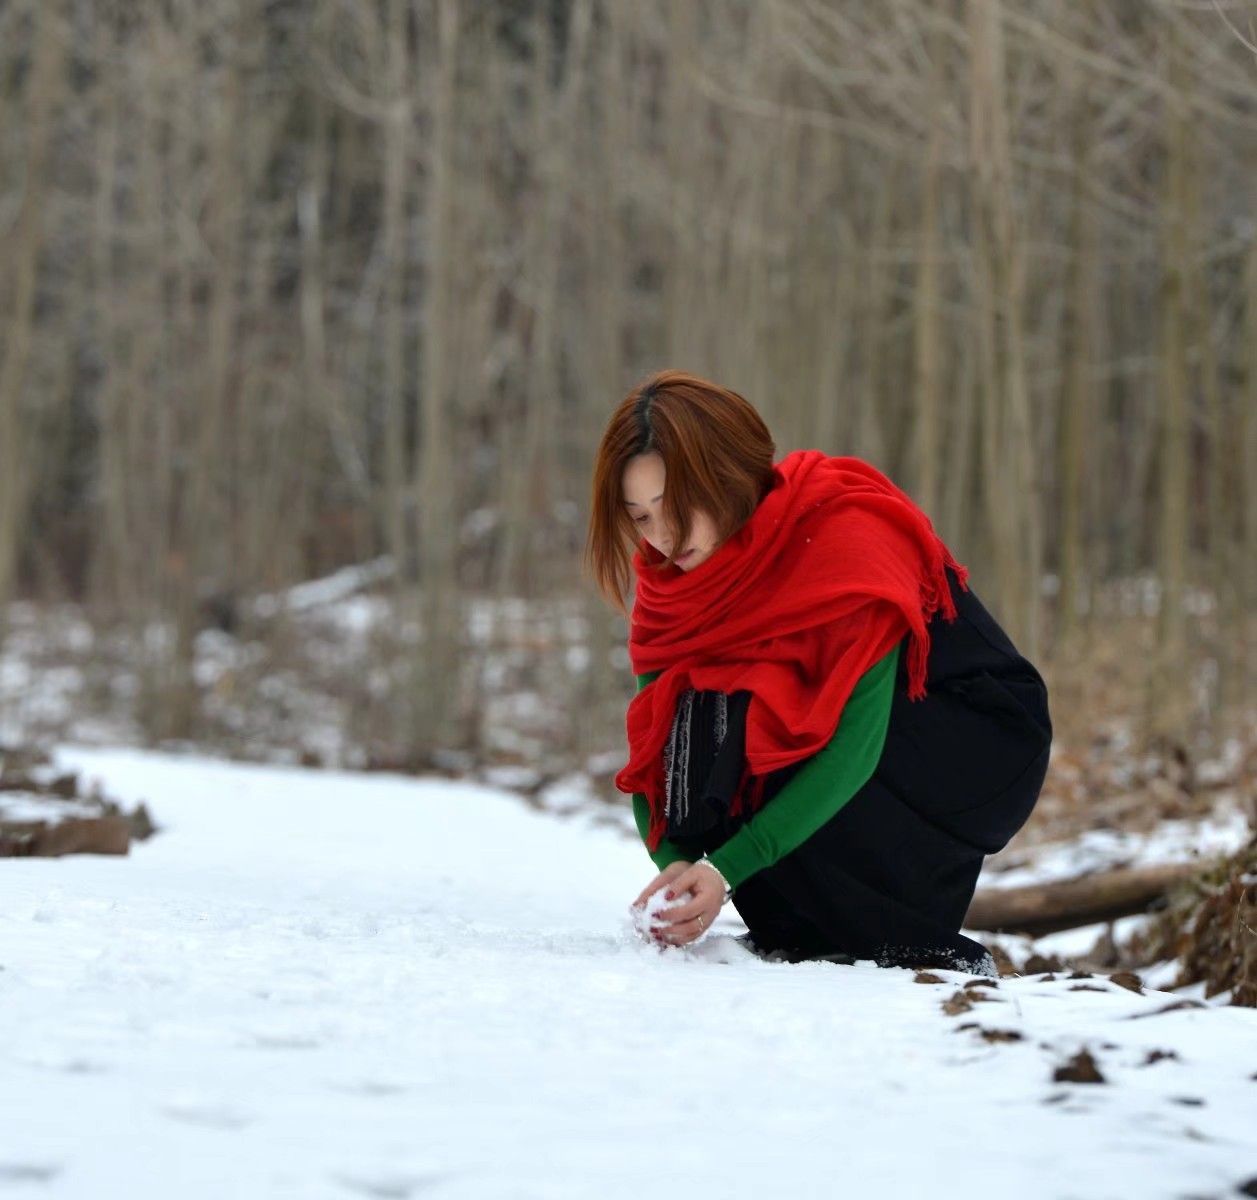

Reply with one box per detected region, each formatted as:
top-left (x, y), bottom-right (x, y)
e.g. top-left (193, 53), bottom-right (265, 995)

top-left (0, 813), bottom-right (133, 857)
top-left (964, 861), bottom-right (1206, 937)
top-left (1, 745), bottom-right (158, 858)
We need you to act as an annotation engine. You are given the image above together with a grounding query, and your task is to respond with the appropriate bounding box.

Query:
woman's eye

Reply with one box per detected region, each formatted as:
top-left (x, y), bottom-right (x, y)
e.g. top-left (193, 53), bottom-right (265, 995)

top-left (634, 515), bottom-right (648, 524)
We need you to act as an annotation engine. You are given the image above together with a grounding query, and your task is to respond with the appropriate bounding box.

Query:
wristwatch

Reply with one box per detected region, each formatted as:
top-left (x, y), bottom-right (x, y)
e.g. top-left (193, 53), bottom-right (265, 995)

top-left (697, 855), bottom-right (734, 905)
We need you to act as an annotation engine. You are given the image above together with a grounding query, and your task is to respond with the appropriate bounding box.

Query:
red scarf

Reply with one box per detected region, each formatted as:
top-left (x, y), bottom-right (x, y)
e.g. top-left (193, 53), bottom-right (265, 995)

top-left (615, 448), bottom-right (969, 851)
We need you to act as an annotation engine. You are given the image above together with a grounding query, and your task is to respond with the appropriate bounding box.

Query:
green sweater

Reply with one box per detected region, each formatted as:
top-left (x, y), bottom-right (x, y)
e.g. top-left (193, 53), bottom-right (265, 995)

top-left (631, 638), bottom-right (902, 891)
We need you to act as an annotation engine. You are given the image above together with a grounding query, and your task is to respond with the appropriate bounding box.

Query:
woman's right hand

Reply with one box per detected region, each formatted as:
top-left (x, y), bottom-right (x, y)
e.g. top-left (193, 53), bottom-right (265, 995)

top-left (630, 860), bottom-right (692, 915)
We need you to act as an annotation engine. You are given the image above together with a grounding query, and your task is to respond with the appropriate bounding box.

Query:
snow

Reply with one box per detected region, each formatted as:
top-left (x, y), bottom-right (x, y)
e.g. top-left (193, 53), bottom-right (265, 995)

top-left (252, 557), bottom-right (396, 618)
top-left (2, 746), bottom-right (1256, 1199)
top-left (628, 883), bottom-right (687, 939)
top-left (983, 807), bottom-right (1252, 890)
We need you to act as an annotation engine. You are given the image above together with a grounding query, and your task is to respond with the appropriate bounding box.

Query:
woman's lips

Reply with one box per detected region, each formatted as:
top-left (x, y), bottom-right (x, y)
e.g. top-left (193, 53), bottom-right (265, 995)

top-left (676, 548), bottom-right (695, 562)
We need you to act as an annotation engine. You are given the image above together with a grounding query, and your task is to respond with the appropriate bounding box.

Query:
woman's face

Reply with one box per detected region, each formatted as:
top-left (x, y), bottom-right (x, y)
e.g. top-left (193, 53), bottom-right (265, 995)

top-left (621, 451), bottom-right (723, 572)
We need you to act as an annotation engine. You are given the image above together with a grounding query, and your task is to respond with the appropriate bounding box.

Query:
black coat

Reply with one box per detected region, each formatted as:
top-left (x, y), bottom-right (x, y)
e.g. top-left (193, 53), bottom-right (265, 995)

top-left (668, 565), bottom-right (1052, 975)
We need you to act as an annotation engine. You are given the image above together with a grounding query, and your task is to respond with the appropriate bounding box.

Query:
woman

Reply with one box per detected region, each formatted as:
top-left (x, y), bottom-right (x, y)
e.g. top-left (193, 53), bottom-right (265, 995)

top-left (583, 370), bottom-right (1052, 976)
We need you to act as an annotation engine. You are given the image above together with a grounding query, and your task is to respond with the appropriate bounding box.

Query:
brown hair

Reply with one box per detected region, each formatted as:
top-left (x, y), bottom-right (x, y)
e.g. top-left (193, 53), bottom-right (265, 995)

top-left (583, 369), bottom-right (777, 617)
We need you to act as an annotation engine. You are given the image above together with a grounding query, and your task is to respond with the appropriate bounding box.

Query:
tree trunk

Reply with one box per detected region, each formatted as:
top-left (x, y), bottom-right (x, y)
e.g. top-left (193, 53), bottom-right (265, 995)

top-left (1149, 22), bottom-right (1193, 746)
top-left (411, 0), bottom-right (465, 757)
top-left (968, 0), bottom-right (1040, 661)
top-left (1056, 58), bottom-right (1096, 653)
top-left (0, 0), bottom-right (63, 643)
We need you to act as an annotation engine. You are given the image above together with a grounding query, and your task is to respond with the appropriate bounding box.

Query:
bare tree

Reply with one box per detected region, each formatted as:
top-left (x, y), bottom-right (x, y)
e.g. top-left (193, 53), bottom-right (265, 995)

top-left (0, 0), bottom-right (64, 644)
top-left (1150, 17), bottom-right (1193, 745)
top-left (1, 0), bottom-right (1253, 773)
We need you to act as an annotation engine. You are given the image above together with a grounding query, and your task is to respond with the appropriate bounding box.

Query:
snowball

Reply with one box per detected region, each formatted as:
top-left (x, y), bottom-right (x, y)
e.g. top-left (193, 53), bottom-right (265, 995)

top-left (628, 888), bottom-right (692, 942)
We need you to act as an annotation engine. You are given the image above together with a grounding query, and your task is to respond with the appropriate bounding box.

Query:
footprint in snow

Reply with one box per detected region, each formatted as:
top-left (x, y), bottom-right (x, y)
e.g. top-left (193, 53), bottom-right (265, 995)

top-left (245, 1031), bottom-right (323, 1050)
top-left (15, 1050), bottom-right (110, 1075)
top-left (332, 1171), bottom-right (446, 1198)
top-left (0, 1162), bottom-right (61, 1184)
top-left (161, 1099), bottom-right (254, 1130)
top-left (328, 1080), bottom-right (408, 1097)
top-left (58, 1057), bottom-right (110, 1075)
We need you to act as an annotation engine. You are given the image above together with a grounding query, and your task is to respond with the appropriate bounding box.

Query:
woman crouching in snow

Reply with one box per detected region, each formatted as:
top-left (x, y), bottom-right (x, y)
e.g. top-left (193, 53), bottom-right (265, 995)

top-left (582, 370), bottom-right (1052, 976)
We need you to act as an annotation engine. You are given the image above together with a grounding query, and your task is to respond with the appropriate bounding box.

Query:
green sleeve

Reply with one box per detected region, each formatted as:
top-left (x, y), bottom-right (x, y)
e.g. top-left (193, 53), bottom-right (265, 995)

top-left (631, 672), bottom-right (693, 872)
top-left (631, 792), bottom-right (692, 871)
top-left (630, 641), bottom-right (901, 890)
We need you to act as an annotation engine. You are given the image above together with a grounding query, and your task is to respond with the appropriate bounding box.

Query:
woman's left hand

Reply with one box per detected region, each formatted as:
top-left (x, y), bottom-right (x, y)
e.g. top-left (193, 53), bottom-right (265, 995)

top-left (652, 862), bottom-right (726, 947)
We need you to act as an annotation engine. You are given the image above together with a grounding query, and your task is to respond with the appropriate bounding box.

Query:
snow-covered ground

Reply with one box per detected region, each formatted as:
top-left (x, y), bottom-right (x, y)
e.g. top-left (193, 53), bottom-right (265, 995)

top-left (2, 747), bottom-right (1255, 1200)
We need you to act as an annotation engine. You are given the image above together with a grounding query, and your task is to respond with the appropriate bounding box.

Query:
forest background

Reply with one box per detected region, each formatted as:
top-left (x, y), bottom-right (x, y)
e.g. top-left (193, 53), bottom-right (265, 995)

top-left (1, 0), bottom-right (1255, 849)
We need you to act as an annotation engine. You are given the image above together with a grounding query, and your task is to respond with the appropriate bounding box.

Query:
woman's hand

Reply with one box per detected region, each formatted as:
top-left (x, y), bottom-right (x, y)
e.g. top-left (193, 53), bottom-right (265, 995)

top-left (631, 860), bottom-right (691, 913)
top-left (633, 861), bottom-right (726, 947)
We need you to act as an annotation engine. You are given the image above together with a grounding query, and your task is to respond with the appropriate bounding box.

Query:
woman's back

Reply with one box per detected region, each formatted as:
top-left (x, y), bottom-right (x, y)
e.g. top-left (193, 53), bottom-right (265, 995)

top-left (876, 565), bottom-right (1053, 855)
